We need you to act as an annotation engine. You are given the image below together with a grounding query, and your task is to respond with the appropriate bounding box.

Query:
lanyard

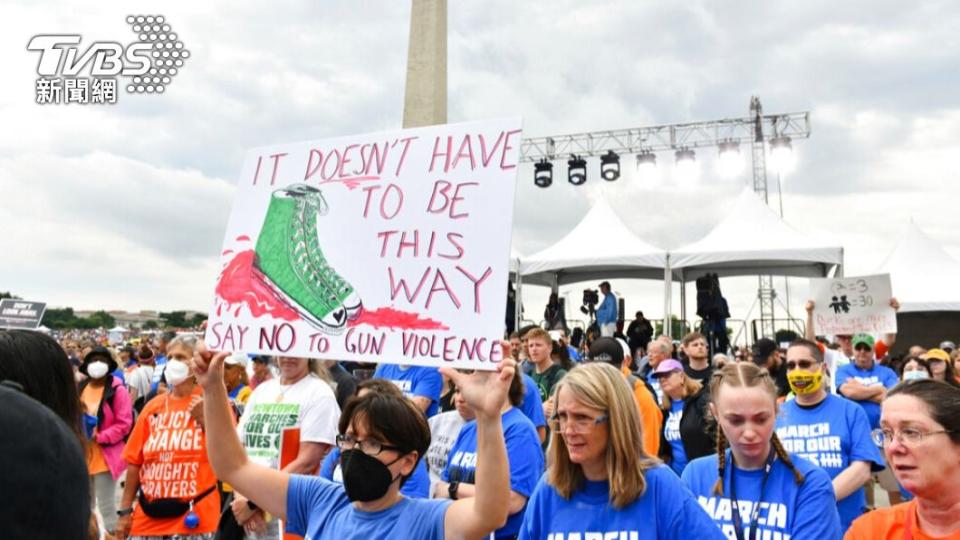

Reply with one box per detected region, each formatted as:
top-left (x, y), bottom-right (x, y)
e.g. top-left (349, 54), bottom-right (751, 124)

top-left (728, 451), bottom-right (776, 540)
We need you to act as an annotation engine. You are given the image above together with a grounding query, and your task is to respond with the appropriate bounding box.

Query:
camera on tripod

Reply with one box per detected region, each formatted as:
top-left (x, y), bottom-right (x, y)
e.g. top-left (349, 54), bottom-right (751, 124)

top-left (580, 288), bottom-right (599, 315)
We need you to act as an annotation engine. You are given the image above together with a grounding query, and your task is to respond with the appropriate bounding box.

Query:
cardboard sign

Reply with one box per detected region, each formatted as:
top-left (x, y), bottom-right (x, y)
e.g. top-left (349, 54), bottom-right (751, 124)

top-left (205, 118), bottom-right (522, 370)
top-left (809, 274), bottom-right (897, 335)
top-left (0, 300), bottom-right (47, 329)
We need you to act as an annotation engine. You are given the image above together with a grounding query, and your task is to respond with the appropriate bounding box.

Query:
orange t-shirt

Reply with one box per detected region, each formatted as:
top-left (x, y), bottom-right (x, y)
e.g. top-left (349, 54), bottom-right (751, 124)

top-left (622, 367), bottom-right (662, 456)
top-left (845, 500), bottom-right (960, 540)
top-left (80, 383), bottom-right (109, 475)
top-left (122, 387), bottom-right (220, 536)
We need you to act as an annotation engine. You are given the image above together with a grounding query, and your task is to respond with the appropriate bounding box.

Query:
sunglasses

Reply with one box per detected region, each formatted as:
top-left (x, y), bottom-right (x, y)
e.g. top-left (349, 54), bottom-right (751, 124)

top-left (854, 344), bottom-right (873, 352)
top-left (785, 359), bottom-right (819, 371)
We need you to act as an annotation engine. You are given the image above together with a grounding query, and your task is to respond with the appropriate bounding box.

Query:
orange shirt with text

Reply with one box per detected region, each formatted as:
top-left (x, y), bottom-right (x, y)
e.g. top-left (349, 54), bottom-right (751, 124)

top-left (122, 387), bottom-right (220, 536)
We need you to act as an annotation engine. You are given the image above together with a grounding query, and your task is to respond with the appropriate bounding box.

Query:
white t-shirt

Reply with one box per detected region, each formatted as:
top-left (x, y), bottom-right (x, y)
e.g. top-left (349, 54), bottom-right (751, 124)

top-left (126, 365), bottom-right (155, 399)
top-left (238, 375), bottom-right (340, 469)
top-left (425, 410), bottom-right (467, 495)
top-left (823, 348), bottom-right (851, 394)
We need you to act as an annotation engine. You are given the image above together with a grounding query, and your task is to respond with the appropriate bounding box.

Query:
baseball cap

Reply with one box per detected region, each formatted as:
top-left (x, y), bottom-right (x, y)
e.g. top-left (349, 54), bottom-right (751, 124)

top-left (852, 334), bottom-right (875, 350)
top-left (652, 359), bottom-right (685, 377)
top-left (586, 337), bottom-right (624, 366)
top-left (225, 352), bottom-right (250, 368)
top-left (80, 346), bottom-right (118, 376)
top-left (923, 348), bottom-right (950, 362)
top-left (938, 341), bottom-right (956, 353)
top-left (0, 383), bottom-right (90, 538)
top-left (752, 338), bottom-right (778, 363)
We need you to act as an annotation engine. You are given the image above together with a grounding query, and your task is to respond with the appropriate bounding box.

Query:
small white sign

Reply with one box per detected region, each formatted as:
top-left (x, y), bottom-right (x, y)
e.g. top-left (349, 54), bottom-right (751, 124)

top-left (809, 274), bottom-right (896, 335)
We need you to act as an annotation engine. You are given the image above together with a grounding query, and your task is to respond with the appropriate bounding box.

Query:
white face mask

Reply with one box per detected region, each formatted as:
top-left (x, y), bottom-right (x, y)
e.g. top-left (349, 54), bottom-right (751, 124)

top-left (164, 360), bottom-right (191, 387)
top-left (903, 370), bottom-right (929, 381)
top-left (86, 361), bottom-right (109, 379)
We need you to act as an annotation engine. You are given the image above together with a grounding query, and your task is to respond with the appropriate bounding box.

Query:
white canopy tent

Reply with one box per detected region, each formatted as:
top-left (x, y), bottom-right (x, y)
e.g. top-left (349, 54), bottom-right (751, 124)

top-left (670, 188), bottom-right (844, 281)
top-left (520, 197), bottom-right (670, 330)
top-left (876, 222), bottom-right (960, 312)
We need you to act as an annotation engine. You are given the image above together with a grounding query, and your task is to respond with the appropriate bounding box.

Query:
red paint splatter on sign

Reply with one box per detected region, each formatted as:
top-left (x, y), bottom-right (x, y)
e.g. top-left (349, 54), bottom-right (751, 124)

top-left (349, 306), bottom-right (448, 331)
top-left (214, 250), bottom-right (300, 321)
top-left (236, 235), bottom-right (251, 242)
top-left (317, 176), bottom-right (380, 191)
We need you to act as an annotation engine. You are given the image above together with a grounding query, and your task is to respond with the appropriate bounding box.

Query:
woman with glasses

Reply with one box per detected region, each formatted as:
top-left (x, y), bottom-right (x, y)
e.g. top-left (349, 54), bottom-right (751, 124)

top-left (196, 347), bottom-right (517, 540)
top-left (319, 378), bottom-right (430, 498)
top-left (846, 379), bottom-right (960, 539)
top-left (774, 339), bottom-right (884, 534)
top-left (682, 362), bottom-right (842, 540)
top-left (519, 363), bottom-right (723, 540)
top-left (434, 368), bottom-right (543, 540)
top-left (653, 359), bottom-right (714, 476)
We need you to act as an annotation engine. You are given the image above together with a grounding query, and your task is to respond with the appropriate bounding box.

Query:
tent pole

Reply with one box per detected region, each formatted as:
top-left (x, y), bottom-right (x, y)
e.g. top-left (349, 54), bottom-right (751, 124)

top-left (680, 273), bottom-right (687, 331)
top-left (515, 263), bottom-right (522, 334)
top-left (663, 254), bottom-right (672, 338)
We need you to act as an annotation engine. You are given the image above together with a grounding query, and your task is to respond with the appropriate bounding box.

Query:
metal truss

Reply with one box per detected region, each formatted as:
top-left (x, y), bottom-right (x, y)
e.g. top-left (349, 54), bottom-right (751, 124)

top-left (519, 111), bottom-right (810, 162)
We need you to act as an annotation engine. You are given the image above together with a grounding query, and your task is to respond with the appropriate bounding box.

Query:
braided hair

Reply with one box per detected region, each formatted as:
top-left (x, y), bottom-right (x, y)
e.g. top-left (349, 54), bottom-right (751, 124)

top-left (709, 363), bottom-right (805, 496)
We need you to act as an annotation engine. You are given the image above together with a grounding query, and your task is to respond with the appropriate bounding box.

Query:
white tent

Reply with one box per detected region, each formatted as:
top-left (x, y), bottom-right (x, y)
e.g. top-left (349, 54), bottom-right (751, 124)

top-left (670, 188), bottom-right (844, 281)
top-left (876, 222), bottom-right (960, 312)
top-left (520, 197), bottom-right (668, 285)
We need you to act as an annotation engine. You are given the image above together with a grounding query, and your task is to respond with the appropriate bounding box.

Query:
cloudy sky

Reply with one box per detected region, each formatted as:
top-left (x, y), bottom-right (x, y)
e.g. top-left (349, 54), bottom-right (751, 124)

top-left (2, 1), bottom-right (958, 339)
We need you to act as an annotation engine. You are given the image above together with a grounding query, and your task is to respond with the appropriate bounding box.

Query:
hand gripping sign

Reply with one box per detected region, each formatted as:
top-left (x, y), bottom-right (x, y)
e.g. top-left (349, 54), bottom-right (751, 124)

top-left (206, 118), bottom-right (522, 370)
top-left (808, 273), bottom-right (897, 335)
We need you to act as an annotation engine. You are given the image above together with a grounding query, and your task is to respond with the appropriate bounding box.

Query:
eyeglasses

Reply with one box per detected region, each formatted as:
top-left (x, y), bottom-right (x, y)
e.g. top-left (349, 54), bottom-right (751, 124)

top-left (335, 434), bottom-right (402, 456)
top-left (785, 359), bottom-right (819, 371)
top-left (871, 427), bottom-right (953, 447)
top-left (549, 412), bottom-right (609, 433)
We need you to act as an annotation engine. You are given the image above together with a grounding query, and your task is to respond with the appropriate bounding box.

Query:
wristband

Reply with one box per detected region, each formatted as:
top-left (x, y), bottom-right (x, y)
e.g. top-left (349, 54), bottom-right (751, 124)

top-left (447, 481), bottom-right (459, 500)
top-left (117, 507), bottom-right (134, 517)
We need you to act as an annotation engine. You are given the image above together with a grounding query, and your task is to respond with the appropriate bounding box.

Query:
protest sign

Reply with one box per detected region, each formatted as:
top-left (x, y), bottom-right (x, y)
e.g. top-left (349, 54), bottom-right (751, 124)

top-left (205, 118), bottom-right (522, 370)
top-left (0, 300), bottom-right (47, 329)
top-left (809, 274), bottom-right (896, 335)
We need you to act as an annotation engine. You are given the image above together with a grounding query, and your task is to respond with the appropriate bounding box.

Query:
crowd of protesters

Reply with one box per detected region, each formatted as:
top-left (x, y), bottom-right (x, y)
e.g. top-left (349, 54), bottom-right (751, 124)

top-left (2, 283), bottom-right (960, 539)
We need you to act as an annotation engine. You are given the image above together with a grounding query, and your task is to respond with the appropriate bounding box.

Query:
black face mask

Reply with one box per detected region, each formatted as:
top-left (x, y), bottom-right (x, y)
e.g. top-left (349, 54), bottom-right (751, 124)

top-left (340, 449), bottom-right (404, 502)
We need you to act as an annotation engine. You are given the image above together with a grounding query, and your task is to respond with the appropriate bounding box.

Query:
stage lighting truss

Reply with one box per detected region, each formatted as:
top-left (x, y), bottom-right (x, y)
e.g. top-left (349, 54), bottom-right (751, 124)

top-left (534, 159), bottom-right (553, 188)
top-left (567, 154), bottom-right (587, 185)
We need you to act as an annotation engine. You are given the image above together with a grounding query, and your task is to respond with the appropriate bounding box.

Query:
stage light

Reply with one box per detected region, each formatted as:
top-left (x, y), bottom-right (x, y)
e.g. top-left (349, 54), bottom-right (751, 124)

top-left (600, 150), bottom-right (620, 181)
top-left (717, 141), bottom-right (743, 178)
top-left (769, 136), bottom-right (795, 174)
top-left (636, 151), bottom-right (658, 184)
top-left (674, 148), bottom-right (699, 187)
top-left (534, 159), bottom-right (553, 188)
top-left (567, 154), bottom-right (587, 186)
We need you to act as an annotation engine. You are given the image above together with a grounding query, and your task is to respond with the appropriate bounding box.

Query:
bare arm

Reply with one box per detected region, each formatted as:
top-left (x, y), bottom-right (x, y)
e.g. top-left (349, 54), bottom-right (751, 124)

top-left (536, 425), bottom-right (546, 444)
top-left (411, 396), bottom-right (433, 414)
top-left (283, 441), bottom-right (330, 475)
top-left (832, 461), bottom-right (872, 500)
top-left (882, 298), bottom-right (900, 347)
top-left (440, 355), bottom-right (515, 540)
top-left (195, 350), bottom-right (290, 520)
top-left (435, 481), bottom-right (528, 514)
top-left (839, 381), bottom-right (885, 401)
top-left (804, 300), bottom-right (816, 341)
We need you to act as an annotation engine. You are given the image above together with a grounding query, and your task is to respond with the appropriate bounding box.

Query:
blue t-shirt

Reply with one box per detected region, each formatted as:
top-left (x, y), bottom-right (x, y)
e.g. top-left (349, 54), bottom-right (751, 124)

top-left (285, 474), bottom-right (451, 539)
top-left (566, 345), bottom-right (581, 362)
top-left (681, 450), bottom-right (842, 540)
top-left (373, 364), bottom-right (443, 417)
top-left (835, 362), bottom-right (899, 429)
top-left (776, 394), bottom-right (884, 533)
top-left (519, 465), bottom-right (725, 540)
top-left (664, 400), bottom-right (687, 476)
top-left (319, 447), bottom-right (431, 499)
top-left (519, 373), bottom-right (547, 429)
top-left (443, 407), bottom-right (543, 538)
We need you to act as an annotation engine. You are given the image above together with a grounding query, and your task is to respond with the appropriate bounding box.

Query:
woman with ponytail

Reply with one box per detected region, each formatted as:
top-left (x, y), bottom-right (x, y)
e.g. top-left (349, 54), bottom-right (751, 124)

top-left (681, 362), bottom-right (842, 540)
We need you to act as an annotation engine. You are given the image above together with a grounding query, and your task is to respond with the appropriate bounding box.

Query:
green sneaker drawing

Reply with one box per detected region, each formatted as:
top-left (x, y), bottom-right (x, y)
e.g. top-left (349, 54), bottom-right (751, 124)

top-left (254, 184), bottom-right (362, 333)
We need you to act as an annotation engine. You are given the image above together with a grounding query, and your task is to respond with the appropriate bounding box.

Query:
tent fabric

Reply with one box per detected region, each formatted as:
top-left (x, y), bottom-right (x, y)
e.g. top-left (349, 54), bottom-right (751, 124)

top-left (519, 197), bottom-right (668, 286)
top-left (669, 188), bottom-right (843, 281)
top-left (875, 223), bottom-right (960, 312)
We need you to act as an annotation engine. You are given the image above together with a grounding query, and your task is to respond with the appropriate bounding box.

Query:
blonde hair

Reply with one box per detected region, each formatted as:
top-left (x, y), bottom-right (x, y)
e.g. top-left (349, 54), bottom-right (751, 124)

top-left (659, 370), bottom-right (703, 410)
top-left (547, 363), bottom-right (658, 508)
top-left (708, 363), bottom-right (803, 495)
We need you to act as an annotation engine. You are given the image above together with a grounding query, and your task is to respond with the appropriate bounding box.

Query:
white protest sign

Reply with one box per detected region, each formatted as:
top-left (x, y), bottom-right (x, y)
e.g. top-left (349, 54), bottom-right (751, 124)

top-left (809, 274), bottom-right (897, 335)
top-left (205, 118), bottom-right (522, 370)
